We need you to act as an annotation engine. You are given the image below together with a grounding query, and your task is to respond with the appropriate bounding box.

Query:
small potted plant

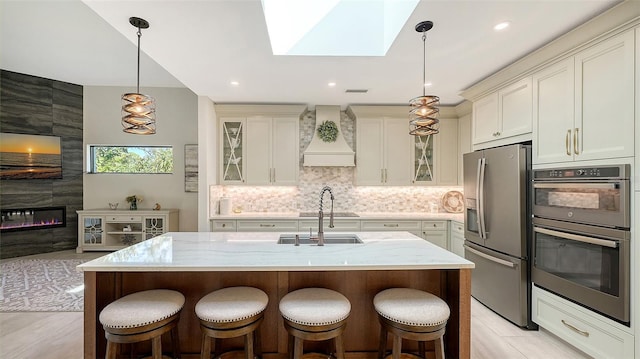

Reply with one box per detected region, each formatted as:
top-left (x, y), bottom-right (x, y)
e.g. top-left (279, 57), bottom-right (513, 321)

top-left (125, 195), bottom-right (143, 210)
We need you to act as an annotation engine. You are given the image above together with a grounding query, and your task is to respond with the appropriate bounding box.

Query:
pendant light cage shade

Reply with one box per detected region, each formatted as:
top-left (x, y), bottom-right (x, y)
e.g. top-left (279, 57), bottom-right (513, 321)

top-left (122, 17), bottom-right (156, 135)
top-left (409, 20), bottom-right (439, 136)
top-left (122, 93), bottom-right (156, 134)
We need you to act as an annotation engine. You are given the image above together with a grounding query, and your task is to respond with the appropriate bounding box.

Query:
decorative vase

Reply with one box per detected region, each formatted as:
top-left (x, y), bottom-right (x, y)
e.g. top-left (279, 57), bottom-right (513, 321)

top-left (130, 198), bottom-right (137, 210)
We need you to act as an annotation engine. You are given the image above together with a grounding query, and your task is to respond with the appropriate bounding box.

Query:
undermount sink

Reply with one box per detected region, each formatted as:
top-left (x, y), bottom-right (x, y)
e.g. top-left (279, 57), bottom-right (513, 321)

top-left (277, 233), bottom-right (363, 244)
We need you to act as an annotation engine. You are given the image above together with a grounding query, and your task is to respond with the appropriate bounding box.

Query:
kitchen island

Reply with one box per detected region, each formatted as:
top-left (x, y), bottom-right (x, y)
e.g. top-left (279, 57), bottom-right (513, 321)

top-left (79, 231), bottom-right (474, 359)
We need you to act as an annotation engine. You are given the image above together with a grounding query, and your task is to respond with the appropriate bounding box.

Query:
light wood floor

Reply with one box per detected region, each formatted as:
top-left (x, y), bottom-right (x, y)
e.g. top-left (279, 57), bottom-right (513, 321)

top-left (0, 250), bottom-right (591, 359)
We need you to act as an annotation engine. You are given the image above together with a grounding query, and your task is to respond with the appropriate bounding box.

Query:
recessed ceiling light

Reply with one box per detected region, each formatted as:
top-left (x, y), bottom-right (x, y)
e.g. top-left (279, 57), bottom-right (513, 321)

top-left (230, 81), bottom-right (239, 86)
top-left (494, 22), bottom-right (510, 31)
top-left (328, 82), bottom-right (336, 87)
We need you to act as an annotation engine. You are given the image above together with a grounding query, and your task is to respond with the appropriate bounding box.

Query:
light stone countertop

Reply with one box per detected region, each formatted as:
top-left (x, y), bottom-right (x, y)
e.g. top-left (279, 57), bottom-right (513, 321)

top-left (210, 211), bottom-right (464, 222)
top-left (78, 231), bottom-right (474, 272)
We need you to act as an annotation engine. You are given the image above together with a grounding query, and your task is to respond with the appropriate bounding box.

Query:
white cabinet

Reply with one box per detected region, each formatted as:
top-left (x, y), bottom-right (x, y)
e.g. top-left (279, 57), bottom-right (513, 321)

top-left (534, 30), bottom-right (635, 164)
top-left (532, 285), bottom-right (634, 359)
top-left (356, 117), bottom-right (412, 185)
top-left (533, 58), bottom-right (575, 164)
top-left (217, 104), bottom-right (306, 185)
top-left (236, 219), bottom-right (299, 232)
top-left (77, 209), bottom-right (179, 252)
top-left (360, 220), bottom-right (422, 237)
top-left (421, 220), bottom-right (448, 249)
top-left (457, 112), bottom-right (471, 185)
top-left (449, 220), bottom-right (465, 257)
top-left (297, 219), bottom-right (361, 233)
top-left (245, 117), bottom-right (299, 185)
top-left (472, 77), bottom-right (532, 148)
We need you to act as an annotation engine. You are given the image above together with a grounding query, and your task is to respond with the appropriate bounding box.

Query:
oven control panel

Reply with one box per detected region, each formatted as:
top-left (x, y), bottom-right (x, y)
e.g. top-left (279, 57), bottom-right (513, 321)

top-left (534, 165), bottom-right (629, 180)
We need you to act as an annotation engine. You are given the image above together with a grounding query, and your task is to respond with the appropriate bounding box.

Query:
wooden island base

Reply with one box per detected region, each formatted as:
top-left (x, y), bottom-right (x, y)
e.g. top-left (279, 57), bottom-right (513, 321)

top-left (84, 269), bottom-right (470, 359)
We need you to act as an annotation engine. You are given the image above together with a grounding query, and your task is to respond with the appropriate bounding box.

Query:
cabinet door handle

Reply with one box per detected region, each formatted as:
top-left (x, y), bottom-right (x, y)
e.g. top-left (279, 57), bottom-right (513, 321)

top-left (259, 224), bottom-right (275, 227)
top-left (381, 169), bottom-right (385, 183)
top-left (383, 223), bottom-right (399, 227)
top-left (565, 129), bottom-right (571, 156)
top-left (561, 319), bottom-right (589, 337)
top-left (272, 168), bottom-right (276, 183)
top-left (573, 128), bottom-right (579, 155)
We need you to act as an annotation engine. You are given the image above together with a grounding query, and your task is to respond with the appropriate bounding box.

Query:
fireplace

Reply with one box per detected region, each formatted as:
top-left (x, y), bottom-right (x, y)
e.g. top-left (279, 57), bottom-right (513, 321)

top-left (0, 206), bottom-right (66, 232)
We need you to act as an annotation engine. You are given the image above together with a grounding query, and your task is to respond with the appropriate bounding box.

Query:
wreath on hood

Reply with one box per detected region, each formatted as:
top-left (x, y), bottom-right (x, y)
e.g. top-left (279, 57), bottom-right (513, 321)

top-left (317, 120), bottom-right (338, 142)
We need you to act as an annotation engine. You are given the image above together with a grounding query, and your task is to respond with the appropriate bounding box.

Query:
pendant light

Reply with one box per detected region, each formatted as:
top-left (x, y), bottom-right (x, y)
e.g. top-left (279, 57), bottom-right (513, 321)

top-left (122, 17), bottom-right (156, 135)
top-left (409, 21), bottom-right (439, 136)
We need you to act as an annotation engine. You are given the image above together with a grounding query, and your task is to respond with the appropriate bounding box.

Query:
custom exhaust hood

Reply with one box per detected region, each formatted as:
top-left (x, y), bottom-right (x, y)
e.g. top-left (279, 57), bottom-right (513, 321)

top-left (303, 105), bottom-right (355, 167)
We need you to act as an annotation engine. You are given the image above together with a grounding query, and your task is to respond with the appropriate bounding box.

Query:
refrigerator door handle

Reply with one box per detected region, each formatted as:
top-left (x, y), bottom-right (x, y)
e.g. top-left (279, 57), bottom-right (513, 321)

top-left (464, 244), bottom-right (515, 268)
top-left (477, 157), bottom-right (487, 239)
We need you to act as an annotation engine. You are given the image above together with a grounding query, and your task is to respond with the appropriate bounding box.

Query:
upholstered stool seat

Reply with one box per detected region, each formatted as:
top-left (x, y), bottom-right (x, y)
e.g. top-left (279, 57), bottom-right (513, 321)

top-left (196, 286), bottom-right (269, 359)
top-left (374, 288), bottom-right (450, 359)
top-left (279, 288), bottom-right (351, 359)
top-left (99, 289), bottom-right (185, 359)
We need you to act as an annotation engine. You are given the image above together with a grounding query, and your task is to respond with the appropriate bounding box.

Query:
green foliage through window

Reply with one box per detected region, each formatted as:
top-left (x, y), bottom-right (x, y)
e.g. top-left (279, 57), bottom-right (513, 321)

top-left (89, 146), bottom-right (173, 174)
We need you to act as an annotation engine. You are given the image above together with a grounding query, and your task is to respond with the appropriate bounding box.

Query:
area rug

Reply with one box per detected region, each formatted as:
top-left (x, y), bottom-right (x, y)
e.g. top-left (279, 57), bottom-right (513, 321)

top-left (0, 259), bottom-right (86, 312)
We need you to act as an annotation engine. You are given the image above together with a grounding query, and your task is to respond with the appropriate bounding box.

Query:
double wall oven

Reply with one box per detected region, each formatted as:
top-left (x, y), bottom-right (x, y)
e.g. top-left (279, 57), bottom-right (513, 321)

top-left (532, 164), bottom-right (630, 324)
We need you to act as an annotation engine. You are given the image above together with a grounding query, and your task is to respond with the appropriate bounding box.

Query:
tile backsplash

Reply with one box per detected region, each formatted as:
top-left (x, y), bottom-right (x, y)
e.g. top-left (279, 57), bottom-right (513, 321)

top-left (210, 109), bottom-right (462, 215)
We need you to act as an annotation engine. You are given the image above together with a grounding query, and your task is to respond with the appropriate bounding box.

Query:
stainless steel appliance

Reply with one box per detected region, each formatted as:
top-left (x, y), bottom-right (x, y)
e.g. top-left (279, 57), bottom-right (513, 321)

top-left (531, 164), bottom-right (630, 324)
top-left (463, 143), bottom-right (535, 328)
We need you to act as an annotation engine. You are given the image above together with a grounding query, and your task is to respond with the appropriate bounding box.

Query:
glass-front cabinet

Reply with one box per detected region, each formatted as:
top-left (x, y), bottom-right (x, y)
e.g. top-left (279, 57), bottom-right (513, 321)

top-left (221, 120), bottom-right (245, 183)
top-left (413, 134), bottom-right (435, 184)
top-left (82, 217), bottom-right (104, 246)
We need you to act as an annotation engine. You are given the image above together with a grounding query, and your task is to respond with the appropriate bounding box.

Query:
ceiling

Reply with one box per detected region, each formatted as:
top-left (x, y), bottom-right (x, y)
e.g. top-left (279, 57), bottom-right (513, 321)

top-left (1, 0), bottom-right (621, 109)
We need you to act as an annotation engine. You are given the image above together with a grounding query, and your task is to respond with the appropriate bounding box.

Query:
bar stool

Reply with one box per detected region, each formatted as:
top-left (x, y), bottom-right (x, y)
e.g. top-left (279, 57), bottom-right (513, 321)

top-left (374, 288), bottom-right (450, 359)
top-left (279, 288), bottom-right (351, 359)
top-left (99, 289), bottom-right (185, 359)
top-left (196, 286), bottom-right (269, 359)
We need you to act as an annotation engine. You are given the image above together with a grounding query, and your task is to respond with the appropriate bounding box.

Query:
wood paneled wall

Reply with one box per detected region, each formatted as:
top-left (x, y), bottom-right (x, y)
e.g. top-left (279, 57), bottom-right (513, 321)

top-left (0, 70), bottom-right (83, 258)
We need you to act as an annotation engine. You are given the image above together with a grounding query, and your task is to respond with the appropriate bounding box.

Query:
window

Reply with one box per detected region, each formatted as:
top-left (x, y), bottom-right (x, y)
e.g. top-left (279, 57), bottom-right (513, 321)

top-left (88, 146), bottom-right (173, 174)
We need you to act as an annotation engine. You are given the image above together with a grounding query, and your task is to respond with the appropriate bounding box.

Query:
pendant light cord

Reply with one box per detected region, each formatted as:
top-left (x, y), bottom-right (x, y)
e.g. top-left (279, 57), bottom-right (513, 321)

top-left (136, 27), bottom-right (142, 94)
top-left (422, 32), bottom-right (426, 97)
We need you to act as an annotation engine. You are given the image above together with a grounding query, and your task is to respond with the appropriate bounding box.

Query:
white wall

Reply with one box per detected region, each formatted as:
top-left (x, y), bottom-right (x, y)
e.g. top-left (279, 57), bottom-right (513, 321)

top-left (197, 96), bottom-right (217, 231)
top-left (83, 86), bottom-right (198, 231)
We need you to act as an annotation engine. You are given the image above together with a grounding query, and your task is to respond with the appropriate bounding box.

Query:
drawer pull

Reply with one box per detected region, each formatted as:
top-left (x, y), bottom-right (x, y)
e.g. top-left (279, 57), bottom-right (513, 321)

top-left (383, 224), bottom-right (399, 227)
top-left (259, 224), bottom-right (276, 227)
top-left (561, 319), bottom-right (589, 337)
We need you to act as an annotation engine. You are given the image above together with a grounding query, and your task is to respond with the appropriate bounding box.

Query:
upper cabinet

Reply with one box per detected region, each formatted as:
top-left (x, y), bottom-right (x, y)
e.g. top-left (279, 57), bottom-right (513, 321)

top-left (350, 105), bottom-right (459, 186)
top-left (472, 77), bottom-right (533, 149)
top-left (534, 30), bottom-right (635, 164)
top-left (355, 116), bottom-right (412, 185)
top-left (217, 104), bottom-right (306, 185)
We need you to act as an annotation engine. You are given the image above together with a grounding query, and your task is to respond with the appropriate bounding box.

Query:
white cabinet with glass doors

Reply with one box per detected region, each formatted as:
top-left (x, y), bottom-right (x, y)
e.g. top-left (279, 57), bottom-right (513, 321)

top-left (217, 104), bottom-right (306, 185)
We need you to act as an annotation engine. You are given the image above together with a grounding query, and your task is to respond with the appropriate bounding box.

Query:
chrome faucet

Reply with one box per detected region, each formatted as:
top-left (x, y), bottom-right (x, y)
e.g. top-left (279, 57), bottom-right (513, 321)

top-left (317, 186), bottom-right (335, 246)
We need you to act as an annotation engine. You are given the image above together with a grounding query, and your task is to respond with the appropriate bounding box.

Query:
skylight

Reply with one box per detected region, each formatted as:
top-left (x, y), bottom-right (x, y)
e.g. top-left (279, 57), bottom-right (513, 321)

top-left (261, 0), bottom-right (419, 56)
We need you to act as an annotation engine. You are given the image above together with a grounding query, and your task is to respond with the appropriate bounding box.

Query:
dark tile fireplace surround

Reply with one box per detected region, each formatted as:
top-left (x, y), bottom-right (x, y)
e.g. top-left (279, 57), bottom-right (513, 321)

top-left (0, 70), bottom-right (83, 259)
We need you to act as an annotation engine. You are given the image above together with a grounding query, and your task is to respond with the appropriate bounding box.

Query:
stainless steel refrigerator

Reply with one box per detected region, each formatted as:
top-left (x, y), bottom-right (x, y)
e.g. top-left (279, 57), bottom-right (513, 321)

top-left (463, 143), bottom-right (536, 329)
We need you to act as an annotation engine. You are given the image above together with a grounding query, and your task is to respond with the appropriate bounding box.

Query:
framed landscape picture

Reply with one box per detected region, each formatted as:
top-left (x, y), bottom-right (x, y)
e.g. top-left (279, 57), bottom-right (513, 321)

top-left (0, 133), bottom-right (63, 180)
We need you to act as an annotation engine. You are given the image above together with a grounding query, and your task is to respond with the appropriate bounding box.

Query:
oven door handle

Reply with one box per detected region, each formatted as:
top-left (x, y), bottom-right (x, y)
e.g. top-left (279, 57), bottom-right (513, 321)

top-left (464, 245), bottom-right (515, 268)
top-left (534, 227), bottom-right (619, 248)
top-left (533, 182), bottom-right (618, 189)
